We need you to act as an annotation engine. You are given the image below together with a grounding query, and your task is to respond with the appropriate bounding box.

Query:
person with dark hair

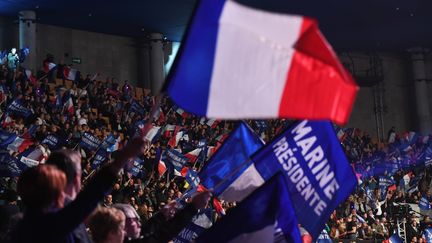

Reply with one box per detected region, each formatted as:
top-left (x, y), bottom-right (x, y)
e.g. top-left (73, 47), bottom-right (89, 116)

top-left (45, 149), bottom-right (91, 243)
top-left (10, 136), bottom-right (148, 243)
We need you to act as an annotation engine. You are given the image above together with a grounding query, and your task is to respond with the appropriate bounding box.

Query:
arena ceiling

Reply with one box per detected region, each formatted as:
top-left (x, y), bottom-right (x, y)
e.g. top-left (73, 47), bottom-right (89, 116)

top-left (0, 0), bottom-right (431, 51)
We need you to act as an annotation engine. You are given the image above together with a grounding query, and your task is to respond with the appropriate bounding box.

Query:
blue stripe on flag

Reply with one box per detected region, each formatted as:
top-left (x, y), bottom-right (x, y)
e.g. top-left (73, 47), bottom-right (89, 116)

top-left (167, 0), bottom-right (226, 116)
top-left (199, 122), bottom-right (264, 196)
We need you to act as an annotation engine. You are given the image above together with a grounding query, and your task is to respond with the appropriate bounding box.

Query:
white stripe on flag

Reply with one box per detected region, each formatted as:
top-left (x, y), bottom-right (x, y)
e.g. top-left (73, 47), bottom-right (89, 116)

top-left (207, 0), bottom-right (303, 118)
top-left (219, 163), bottom-right (265, 202)
top-left (227, 224), bottom-right (274, 243)
top-left (144, 126), bottom-right (160, 142)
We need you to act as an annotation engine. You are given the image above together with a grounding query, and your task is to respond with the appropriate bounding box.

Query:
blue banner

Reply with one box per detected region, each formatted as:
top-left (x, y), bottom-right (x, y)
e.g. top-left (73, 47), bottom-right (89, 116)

top-left (42, 134), bottom-right (63, 150)
top-left (129, 158), bottom-right (144, 177)
top-left (174, 209), bottom-right (213, 243)
top-left (166, 149), bottom-right (189, 175)
top-left (130, 100), bottom-right (145, 115)
top-left (185, 169), bottom-right (200, 188)
top-left (317, 229), bottom-right (332, 243)
top-left (7, 99), bottom-right (32, 118)
top-left (379, 176), bottom-right (395, 187)
top-left (252, 120), bottom-right (357, 238)
top-left (419, 195), bottom-right (431, 210)
top-left (101, 134), bottom-right (117, 150)
top-left (91, 150), bottom-right (109, 169)
top-left (0, 151), bottom-right (24, 177)
top-left (80, 132), bottom-right (101, 151)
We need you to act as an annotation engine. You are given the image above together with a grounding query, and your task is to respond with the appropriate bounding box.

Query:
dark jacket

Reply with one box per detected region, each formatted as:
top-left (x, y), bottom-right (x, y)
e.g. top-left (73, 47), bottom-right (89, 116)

top-left (10, 166), bottom-right (117, 243)
top-left (64, 198), bottom-right (93, 243)
top-left (127, 204), bottom-right (198, 243)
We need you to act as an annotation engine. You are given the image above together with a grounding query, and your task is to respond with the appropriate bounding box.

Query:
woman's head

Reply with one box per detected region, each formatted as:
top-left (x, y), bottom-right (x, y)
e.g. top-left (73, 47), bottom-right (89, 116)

top-left (17, 164), bottom-right (67, 210)
top-left (88, 207), bottom-right (126, 243)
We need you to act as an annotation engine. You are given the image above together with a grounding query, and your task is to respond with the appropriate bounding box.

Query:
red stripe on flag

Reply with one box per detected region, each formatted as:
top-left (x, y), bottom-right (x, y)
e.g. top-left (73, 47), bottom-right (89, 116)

top-left (278, 18), bottom-right (358, 125)
top-left (158, 160), bottom-right (167, 176)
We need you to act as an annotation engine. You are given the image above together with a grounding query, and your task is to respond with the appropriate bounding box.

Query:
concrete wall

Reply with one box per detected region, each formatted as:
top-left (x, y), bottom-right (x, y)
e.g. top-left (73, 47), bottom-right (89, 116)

top-left (341, 52), bottom-right (418, 137)
top-left (36, 24), bottom-right (141, 85)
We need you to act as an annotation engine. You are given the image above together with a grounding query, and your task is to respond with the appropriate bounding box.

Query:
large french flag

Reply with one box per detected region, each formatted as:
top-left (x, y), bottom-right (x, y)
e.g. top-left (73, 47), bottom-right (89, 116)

top-left (167, 0), bottom-right (358, 125)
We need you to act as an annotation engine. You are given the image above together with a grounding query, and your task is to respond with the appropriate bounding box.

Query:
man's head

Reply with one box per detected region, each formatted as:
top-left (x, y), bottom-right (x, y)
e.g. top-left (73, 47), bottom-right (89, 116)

top-left (88, 207), bottom-right (126, 243)
top-left (11, 48), bottom-right (16, 54)
top-left (113, 204), bottom-right (141, 239)
top-left (45, 149), bottom-right (82, 200)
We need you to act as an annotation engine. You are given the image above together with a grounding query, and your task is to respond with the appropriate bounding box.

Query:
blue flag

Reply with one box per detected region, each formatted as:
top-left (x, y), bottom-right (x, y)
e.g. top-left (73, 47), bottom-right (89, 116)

top-left (80, 132), bottom-right (101, 151)
top-left (0, 151), bottom-right (24, 177)
top-left (19, 47), bottom-right (30, 63)
top-left (213, 121), bottom-right (356, 238)
top-left (7, 99), bottom-right (32, 118)
top-left (0, 131), bottom-right (17, 149)
top-left (165, 149), bottom-right (189, 175)
top-left (41, 134), bottom-right (64, 150)
top-left (199, 122), bottom-right (264, 195)
top-left (419, 195), bottom-right (431, 210)
top-left (424, 228), bottom-right (432, 243)
top-left (317, 229), bottom-right (332, 243)
top-left (130, 100), bottom-right (145, 115)
top-left (252, 120), bottom-right (357, 238)
top-left (185, 168), bottom-right (200, 188)
top-left (129, 158), bottom-right (144, 177)
top-left (91, 150), bottom-right (109, 169)
top-left (174, 208), bottom-right (213, 243)
top-left (101, 133), bottom-right (117, 150)
top-left (197, 173), bottom-right (301, 243)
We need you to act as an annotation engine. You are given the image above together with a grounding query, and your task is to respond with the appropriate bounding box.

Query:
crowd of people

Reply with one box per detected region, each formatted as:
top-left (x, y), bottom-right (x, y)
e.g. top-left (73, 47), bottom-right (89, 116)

top-left (0, 55), bottom-right (289, 242)
top-left (327, 128), bottom-right (432, 242)
top-left (0, 53), bottom-right (431, 242)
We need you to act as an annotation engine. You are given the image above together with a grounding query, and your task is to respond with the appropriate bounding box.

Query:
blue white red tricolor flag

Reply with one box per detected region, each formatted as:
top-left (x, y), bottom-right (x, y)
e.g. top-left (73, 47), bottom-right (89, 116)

top-left (167, 0), bottom-right (358, 125)
top-left (196, 173), bottom-right (301, 243)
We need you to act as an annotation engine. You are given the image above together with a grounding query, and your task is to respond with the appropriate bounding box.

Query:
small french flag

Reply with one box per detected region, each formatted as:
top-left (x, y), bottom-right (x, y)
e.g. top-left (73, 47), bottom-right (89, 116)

top-left (206, 119), bottom-right (220, 128)
top-left (1, 113), bottom-right (13, 128)
top-left (163, 124), bottom-right (176, 137)
top-left (158, 159), bottom-right (167, 176)
top-left (185, 148), bottom-right (202, 163)
top-left (175, 107), bottom-right (189, 119)
top-left (63, 67), bottom-right (77, 81)
top-left (24, 69), bottom-right (37, 85)
top-left (64, 97), bottom-right (74, 115)
top-left (143, 125), bottom-right (161, 143)
top-left (44, 62), bottom-right (57, 73)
